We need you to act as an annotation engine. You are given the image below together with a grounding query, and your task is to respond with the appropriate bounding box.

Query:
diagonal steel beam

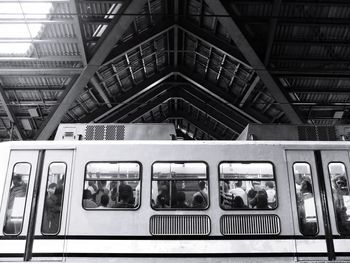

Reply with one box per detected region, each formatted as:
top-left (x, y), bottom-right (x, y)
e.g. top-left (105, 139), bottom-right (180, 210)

top-left (204, 0), bottom-right (303, 124)
top-left (0, 86), bottom-right (24, 140)
top-left (82, 68), bottom-right (175, 123)
top-left (177, 69), bottom-right (263, 123)
top-left (35, 0), bottom-right (148, 140)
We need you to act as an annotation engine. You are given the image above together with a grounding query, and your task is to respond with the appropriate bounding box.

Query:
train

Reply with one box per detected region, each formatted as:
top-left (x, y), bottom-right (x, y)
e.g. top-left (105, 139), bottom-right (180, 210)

top-left (0, 139), bottom-right (349, 262)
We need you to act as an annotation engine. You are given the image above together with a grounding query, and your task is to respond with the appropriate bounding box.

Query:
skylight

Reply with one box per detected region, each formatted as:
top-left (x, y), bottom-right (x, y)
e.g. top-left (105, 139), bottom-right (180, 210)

top-left (0, 1), bottom-right (53, 56)
top-left (92, 3), bottom-right (122, 38)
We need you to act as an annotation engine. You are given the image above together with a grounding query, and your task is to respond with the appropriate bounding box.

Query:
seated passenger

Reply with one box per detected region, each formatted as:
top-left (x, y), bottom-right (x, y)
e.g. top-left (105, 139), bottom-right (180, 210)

top-left (250, 189), bottom-right (269, 209)
top-left (192, 194), bottom-right (205, 208)
top-left (229, 181), bottom-right (247, 206)
top-left (155, 193), bottom-right (169, 208)
top-left (174, 191), bottom-right (189, 208)
top-left (192, 181), bottom-right (208, 207)
top-left (114, 184), bottom-right (134, 208)
top-left (83, 189), bottom-right (98, 208)
top-left (98, 194), bottom-right (109, 208)
top-left (155, 184), bottom-right (170, 208)
top-left (231, 196), bottom-right (247, 209)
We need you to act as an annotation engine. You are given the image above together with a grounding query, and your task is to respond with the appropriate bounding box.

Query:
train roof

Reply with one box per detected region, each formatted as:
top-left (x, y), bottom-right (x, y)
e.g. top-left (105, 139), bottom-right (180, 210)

top-left (2, 140), bottom-right (350, 151)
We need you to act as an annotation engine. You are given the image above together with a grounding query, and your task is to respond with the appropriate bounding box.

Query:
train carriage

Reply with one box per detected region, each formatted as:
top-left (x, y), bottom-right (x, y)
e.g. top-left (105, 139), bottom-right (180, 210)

top-left (0, 140), bottom-right (349, 262)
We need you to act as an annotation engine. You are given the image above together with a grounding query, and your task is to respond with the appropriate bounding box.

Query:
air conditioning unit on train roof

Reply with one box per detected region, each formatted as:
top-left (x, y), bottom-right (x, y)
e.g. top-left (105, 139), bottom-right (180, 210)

top-left (54, 123), bottom-right (176, 141)
top-left (237, 124), bottom-right (350, 141)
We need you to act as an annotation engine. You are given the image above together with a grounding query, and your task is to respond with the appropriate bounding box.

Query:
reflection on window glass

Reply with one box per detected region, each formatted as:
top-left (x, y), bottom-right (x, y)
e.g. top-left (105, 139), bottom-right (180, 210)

top-left (3, 163), bottom-right (31, 235)
top-left (219, 162), bottom-right (277, 210)
top-left (151, 162), bottom-right (208, 210)
top-left (329, 163), bottom-right (350, 235)
top-left (42, 163), bottom-right (66, 235)
top-left (83, 162), bottom-right (141, 209)
top-left (293, 163), bottom-right (318, 235)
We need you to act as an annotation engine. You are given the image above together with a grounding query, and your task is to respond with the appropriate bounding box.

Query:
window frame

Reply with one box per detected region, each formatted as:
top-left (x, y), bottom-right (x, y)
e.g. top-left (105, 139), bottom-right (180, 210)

top-left (327, 161), bottom-right (350, 235)
top-left (292, 162), bottom-right (319, 236)
top-left (41, 162), bottom-right (67, 236)
top-left (218, 161), bottom-right (278, 211)
top-left (82, 161), bottom-right (142, 211)
top-left (3, 162), bottom-right (32, 236)
top-left (150, 160), bottom-right (210, 211)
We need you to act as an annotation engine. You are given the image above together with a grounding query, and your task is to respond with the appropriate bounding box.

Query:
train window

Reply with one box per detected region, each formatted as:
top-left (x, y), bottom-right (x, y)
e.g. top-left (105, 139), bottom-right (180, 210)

top-left (3, 163), bottom-right (31, 235)
top-left (83, 162), bottom-right (141, 209)
top-left (219, 162), bottom-right (277, 210)
top-left (41, 162), bottom-right (67, 235)
top-left (151, 162), bottom-right (208, 210)
top-left (293, 163), bottom-right (318, 236)
top-left (328, 162), bottom-right (350, 235)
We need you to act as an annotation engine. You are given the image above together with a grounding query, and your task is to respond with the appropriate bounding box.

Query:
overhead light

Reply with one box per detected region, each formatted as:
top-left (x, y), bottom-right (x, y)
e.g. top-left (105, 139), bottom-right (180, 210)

top-left (333, 111), bottom-right (344, 119)
top-left (21, 119), bottom-right (32, 130)
top-left (28, 108), bottom-right (39, 117)
top-left (92, 3), bottom-right (122, 38)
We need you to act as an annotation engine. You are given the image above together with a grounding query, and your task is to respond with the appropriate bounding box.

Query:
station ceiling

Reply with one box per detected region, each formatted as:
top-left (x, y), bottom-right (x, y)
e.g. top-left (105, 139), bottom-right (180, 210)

top-left (0, 0), bottom-right (348, 140)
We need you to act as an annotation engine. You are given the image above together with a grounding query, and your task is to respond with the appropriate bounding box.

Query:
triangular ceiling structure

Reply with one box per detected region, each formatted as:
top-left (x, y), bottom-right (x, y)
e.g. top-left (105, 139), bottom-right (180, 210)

top-left (0, 0), bottom-right (348, 140)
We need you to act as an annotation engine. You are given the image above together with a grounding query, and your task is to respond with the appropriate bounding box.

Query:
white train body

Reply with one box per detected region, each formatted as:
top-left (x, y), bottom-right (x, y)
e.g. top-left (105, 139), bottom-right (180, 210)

top-left (0, 140), bottom-right (349, 262)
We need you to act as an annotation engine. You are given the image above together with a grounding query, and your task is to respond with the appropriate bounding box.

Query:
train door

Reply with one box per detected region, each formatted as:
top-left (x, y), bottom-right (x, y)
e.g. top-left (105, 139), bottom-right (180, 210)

top-left (0, 150), bottom-right (39, 261)
top-left (285, 150), bottom-right (330, 261)
top-left (0, 149), bottom-right (74, 262)
top-left (30, 150), bottom-right (74, 261)
top-left (319, 150), bottom-right (350, 260)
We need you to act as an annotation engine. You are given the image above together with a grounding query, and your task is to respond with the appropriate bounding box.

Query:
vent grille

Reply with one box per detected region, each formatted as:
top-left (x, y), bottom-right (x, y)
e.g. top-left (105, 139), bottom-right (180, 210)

top-left (150, 215), bottom-right (210, 235)
top-left (85, 125), bottom-right (125, 140)
top-left (220, 215), bottom-right (280, 235)
top-left (298, 126), bottom-right (336, 141)
top-left (64, 132), bottom-right (74, 138)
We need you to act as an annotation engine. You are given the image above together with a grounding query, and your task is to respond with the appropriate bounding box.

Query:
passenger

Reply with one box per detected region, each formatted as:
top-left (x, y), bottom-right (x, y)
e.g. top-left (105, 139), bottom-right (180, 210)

top-left (98, 194), bottom-right (109, 208)
top-left (298, 180), bottom-right (317, 235)
top-left (229, 181), bottom-right (248, 206)
top-left (192, 181), bottom-right (208, 208)
top-left (174, 191), bottom-right (189, 208)
top-left (114, 184), bottom-right (134, 208)
top-left (247, 181), bottom-right (262, 208)
top-left (3, 175), bottom-right (27, 234)
top-left (170, 180), bottom-right (178, 207)
top-left (155, 184), bottom-right (170, 208)
top-left (220, 180), bottom-right (232, 209)
top-left (95, 180), bottom-right (109, 206)
top-left (87, 181), bottom-right (98, 200)
top-left (332, 175), bottom-right (350, 233)
top-left (109, 181), bottom-right (118, 207)
top-left (42, 183), bottom-right (63, 233)
top-left (250, 189), bottom-right (269, 209)
top-left (83, 189), bottom-right (98, 208)
top-left (232, 196), bottom-right (247, 209)
top-left (265, 181), bottom-right (276, 208)
top-left (192, 194), bottom-right (205, 208)
top-left (155, 192), bottom-right (169, 208)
